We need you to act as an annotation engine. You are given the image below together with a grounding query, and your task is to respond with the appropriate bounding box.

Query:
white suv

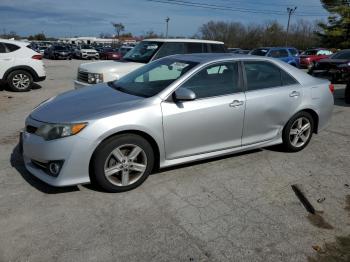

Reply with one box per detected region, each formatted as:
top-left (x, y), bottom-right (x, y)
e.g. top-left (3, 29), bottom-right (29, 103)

top-left (0, 39), bottom-right (46, 92)
top-left (74, 45), bottom-right (99, 60)
top-left (74, 39), bottom-right (226, 88)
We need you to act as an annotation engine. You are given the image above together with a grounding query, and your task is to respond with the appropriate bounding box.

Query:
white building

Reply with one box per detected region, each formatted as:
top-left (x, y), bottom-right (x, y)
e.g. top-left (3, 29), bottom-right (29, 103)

top-left (58, 37), bottom-right (118, 45)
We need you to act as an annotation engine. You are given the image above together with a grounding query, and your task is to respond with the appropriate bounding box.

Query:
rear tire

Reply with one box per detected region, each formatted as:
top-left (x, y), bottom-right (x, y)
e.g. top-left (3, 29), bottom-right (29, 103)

top-left (92, 134), bottom-right (154, 192)
top-left (345, 84), bottom-right (350, 104)
top-left (282, 111), bottom-right (314, 152)
top-left (7, 70), bottom-right (33, 92)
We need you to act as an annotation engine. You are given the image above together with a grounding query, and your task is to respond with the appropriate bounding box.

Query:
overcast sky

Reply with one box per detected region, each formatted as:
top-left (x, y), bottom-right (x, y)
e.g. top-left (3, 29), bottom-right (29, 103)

top-left (0, 0), bottom-right (329, 37)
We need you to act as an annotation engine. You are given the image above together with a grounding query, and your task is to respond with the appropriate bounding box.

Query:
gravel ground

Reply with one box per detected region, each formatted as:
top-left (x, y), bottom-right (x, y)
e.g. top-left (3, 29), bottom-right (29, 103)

top-left (0, 59), bottom-right (349, 262)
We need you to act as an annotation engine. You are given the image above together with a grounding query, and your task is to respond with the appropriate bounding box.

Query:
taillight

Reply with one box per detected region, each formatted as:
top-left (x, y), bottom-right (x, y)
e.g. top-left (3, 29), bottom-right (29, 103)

top-left (329, 83), bottom-right (334, 94)
top-left (32, 54), bottom-right (42, 60)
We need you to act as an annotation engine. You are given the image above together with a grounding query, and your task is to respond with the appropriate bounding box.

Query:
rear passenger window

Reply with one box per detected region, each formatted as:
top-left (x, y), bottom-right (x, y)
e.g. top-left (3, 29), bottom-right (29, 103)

top-left (244, 61), bottom-right (282, 90)
top-left (210, 44), bottom-right (225, 53)
top-left (281, 70), bottom-right (298, 86)
top-left (153, 42), bottom-right (185, 60)
top-left (288, 48), bottom-right (298, 56)
top-left (269, 49), bottom-right (288, 58)
top-left (0, 43), bottom-right (6, 53)
top-left (185, 43), bottom-right (203, 53)
top-left (180, 62), bottom-right (240, 99)
top-left (5, 43), bottom-right (20, 52)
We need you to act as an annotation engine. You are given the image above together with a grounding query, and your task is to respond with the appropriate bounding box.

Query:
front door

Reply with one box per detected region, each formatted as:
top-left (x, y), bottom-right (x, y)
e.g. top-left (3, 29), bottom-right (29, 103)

top-left (161, 62), bottom-right (246, 160)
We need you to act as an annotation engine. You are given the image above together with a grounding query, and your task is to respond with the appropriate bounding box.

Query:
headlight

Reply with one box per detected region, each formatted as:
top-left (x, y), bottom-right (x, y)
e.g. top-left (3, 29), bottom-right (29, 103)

top-left (88, 73), bottom-right (103, 84)
top-left (35, 123), bottom-right (87, 141)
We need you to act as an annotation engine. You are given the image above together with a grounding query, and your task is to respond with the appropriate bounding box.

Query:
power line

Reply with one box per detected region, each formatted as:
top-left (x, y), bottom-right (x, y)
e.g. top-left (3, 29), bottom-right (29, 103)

top-left (146, 0), bottom-right (329, 16)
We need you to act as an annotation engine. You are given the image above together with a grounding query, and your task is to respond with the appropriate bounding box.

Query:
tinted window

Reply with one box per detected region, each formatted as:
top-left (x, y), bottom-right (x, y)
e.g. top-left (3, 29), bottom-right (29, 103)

top-left (0, 43), bottom-right (6, 53)
top-left (181, 62), bottom-right (240, 99)
top-left (250, 48), bottom-right (269, 56)
top-left (269, 49), bottom-right (289, 58)
top-left (281, 70), bottom-right (298, 86)
top-left (210, 44), bottom-right (225, 53)
top-left (5, 43), bottom-right (20, 52)
top-left (113, 58), bottom-right (198, 97)
top-left (185, 43), bottom-right (203, 53)
top-left (123, 41), bottom-right (162, 63)
top-left (302, 49), bottom-right (318, 55)
top-left (288, 48), bottom-right (298, 56)
top-left (244, 61), bottom-right (282, 90)
top-left (153, 42), bottom-right (185, 60)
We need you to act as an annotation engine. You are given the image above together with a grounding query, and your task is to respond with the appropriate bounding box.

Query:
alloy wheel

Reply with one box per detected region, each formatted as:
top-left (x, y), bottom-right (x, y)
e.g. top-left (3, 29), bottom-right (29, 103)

top-left (12, 74), bottom-right (30, 90)
top-left (289, 117), bottom-right (311, 148)
top-left (104, 144), bottom-right (147, 186)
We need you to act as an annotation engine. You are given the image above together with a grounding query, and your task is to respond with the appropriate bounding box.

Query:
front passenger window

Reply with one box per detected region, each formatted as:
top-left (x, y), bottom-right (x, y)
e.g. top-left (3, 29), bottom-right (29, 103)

top-left (180, 62), bottom-right (240, 99)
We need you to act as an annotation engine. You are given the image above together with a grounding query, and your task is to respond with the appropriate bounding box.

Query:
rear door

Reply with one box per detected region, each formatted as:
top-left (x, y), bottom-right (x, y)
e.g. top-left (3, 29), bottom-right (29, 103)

top-left (242, 60), bottom-right (302, 145)
top-left (161, 61), bottom-right (245, 159)
top-left (0, 43), bottom-right (16, 79)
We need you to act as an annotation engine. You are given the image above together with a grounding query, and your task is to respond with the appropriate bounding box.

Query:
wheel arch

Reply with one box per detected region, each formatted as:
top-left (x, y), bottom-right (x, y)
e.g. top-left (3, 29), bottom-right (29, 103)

top-left (88, 129), bottom-right (161, 182)
top-left (286, 108), bottom-right (319, 134)
top-left (3, 66), bottom-right (39, 81)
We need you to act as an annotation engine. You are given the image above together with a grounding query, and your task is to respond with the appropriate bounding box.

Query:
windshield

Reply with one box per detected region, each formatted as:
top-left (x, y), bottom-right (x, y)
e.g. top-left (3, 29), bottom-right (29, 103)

top-left (331, 51), bottom-right (350, 59)
top-left (123, 41), bottom-right (163, 63)
top-left (302, 49), bottom-right (318, 56)
top-left (54, 46), bottom-right (68, 51)
top-left (110, 58), bottom-right (198, 97)
top-left (250, 48), bottom-right (269, 56)
top-left (81, 45), bottom-right (92, 49)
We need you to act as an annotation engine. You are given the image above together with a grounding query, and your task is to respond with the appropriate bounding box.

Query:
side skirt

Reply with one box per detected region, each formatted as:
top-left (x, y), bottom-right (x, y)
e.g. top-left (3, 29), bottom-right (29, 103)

top-left (160, 138), bottom-right (282, 169)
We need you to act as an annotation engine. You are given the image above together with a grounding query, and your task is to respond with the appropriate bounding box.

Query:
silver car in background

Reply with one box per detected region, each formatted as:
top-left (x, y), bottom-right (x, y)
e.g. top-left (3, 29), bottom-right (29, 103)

top-left (22, 54), bottom-right (334, 192)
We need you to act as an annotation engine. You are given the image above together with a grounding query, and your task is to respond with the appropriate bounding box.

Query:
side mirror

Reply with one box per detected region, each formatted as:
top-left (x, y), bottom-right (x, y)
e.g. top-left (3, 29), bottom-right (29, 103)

top-left (174, 87), bottom-right (196, 101)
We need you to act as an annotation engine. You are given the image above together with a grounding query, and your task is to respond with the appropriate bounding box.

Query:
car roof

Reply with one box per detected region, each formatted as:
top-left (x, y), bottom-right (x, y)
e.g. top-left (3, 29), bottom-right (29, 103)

top-left (256, 47), bottom-right (297, 50)
top-left (0, 38), bottom-right (29, 46)
top-left (144, 38), bottom-right (224, 44)
top-left (167, 53), bottom-right (319, 86)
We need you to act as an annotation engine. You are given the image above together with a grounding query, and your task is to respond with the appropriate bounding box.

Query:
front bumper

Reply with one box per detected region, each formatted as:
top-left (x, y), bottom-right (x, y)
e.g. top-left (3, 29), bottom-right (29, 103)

top-left (81, 53), bottom-right (99, 59)
top-left (22, 124), bottom-right (93, 187)
top-left (74, 80), bottom-right (91, 89)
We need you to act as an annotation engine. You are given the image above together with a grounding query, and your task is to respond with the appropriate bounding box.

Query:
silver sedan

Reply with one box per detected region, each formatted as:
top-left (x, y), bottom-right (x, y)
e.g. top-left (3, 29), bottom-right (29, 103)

top-left (22, 54), bottom-right (334, 192)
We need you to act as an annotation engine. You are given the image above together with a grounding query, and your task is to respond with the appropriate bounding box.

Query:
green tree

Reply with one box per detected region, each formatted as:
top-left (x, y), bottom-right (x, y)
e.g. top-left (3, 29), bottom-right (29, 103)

top-left (318, 0), bottom-right (350, 48)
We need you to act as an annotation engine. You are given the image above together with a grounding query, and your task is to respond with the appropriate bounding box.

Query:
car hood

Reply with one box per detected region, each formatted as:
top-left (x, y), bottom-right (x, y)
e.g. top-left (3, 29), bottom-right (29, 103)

top-left (78, 60), bottom-right (144, 79)
top-left (30, 84), bottom-right (143, 123)
top-left (318, 58), bottom-right (349, 64)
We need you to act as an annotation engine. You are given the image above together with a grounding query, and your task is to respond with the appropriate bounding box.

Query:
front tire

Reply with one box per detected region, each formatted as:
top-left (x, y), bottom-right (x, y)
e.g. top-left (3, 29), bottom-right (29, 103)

top-left (92, 134), bottom-right (154, 192)
top-left (282, 111), bottom-right (314, 152)
top-left (7, 70), bottom-right (33, 92)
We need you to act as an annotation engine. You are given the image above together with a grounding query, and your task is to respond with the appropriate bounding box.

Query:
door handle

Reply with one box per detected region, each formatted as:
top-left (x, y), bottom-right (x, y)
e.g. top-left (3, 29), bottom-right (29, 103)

top-left (289, 91), bottom-right (300, 97)
top-left (0, 58), bottom-right (11, 61)
top-left (229, 100), bottom-right (244, 107)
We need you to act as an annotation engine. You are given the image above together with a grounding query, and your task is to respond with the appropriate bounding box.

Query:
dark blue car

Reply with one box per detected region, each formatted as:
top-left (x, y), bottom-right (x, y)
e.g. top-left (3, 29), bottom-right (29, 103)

top-left (249, 47), bottom-right (300, 68)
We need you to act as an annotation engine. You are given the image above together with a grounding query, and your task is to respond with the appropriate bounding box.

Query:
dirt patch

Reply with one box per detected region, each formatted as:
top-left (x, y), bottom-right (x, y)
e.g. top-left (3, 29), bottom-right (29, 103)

top-left (307, 235), bottom-right (350, 262)
top-left (307, 212), bottom-right (334, 230)
top-left (0, 132), bottom-right (20, 145)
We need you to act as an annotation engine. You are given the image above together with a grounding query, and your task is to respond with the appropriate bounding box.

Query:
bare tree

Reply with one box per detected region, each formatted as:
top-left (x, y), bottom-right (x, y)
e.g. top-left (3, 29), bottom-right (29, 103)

top-left (111, 23), bottom-right (125, 39)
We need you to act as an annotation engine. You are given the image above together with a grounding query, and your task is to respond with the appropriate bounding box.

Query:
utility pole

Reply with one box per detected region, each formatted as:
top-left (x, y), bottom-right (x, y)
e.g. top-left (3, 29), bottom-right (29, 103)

top-left (165, 17), bottom-right (170, 38)
top-left (286, 6), bottom-right (297, 46)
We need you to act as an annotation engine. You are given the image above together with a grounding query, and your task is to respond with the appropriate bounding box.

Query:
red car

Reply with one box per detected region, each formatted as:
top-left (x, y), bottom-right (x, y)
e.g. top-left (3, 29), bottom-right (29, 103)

top-left (99, 48), bottom-right (122, 60)
top-left (300, 48), bottom-right (333, 69)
